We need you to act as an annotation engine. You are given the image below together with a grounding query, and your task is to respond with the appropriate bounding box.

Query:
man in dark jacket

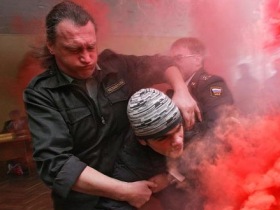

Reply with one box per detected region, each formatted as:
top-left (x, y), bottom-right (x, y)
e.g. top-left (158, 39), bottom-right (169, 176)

top-left (23, 2), bottom-right (199, 210)
top-left (169, 37), bottom-right (234, 138)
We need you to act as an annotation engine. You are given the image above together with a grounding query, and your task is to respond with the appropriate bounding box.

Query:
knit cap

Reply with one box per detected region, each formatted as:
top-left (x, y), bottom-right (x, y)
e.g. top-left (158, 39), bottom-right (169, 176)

top-left (127, 88), bottom-right (182, 140)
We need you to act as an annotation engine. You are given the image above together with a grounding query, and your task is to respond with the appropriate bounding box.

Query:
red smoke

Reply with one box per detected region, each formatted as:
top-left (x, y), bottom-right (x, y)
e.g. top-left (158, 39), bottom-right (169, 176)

top-left (183, 4), bottom-right (280, 208)
top-left (186, 0), bottom-right (262, 81)
top-left (15, 51), bottom-right (44, 106)
top-left (202, 114), bottom-right (280, 210)
top-left (5, 1), bottom-right (280, 209)
top-left (263, 0), bottom-right (280, 51)
top-left (11, 15), bottom-right (44, 34)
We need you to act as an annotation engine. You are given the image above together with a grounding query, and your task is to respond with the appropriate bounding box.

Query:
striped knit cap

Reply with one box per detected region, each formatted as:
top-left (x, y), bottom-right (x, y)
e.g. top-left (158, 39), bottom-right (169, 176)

top-left (127, 88), bottom-right (182, 140)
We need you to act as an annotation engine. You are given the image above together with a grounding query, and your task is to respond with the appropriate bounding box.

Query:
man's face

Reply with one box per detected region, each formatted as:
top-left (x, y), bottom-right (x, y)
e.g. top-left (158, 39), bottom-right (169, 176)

top-left (140, 124), bottom-right (184, 159)
top-left (170, 46), bottom-right (201, 80)
top-left (47, 20), bottom-right (98, 79)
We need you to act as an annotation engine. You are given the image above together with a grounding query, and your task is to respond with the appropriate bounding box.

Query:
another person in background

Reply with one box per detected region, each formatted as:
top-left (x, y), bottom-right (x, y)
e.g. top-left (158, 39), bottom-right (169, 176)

top-left (1, 109), bottom-right (29, 176)
top-left (233, 63), bottom-right (260, 116)
top-left (23, 2), bottom-right (199, 210)
top-left (1, 109), bottom-right (28, 136)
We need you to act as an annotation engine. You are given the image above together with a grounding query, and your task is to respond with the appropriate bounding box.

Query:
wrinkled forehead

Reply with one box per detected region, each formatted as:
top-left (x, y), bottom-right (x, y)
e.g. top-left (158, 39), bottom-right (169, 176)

top-left (55, 20), bottom-right (97, 45)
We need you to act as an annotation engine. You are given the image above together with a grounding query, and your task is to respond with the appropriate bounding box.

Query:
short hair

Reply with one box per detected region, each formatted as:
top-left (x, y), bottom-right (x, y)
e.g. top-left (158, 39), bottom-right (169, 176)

top-left (46, 1), bottom-right (96, 44)
top-left (40, 1), bottom-right (97, 68)
top-left (171, 37), bottom-right (206, 56)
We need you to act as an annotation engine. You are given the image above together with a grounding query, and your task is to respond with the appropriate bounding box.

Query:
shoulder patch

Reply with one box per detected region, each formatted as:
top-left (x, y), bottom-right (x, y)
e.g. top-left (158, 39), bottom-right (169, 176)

top-left (210, 86), bottom-right (222, 97)
top-left (105, 79), bottom-right (126, 94)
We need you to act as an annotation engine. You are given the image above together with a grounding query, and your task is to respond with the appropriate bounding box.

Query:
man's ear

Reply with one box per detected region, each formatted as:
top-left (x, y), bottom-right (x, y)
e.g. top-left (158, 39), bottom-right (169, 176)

top-left (47, 41), bottom-right (55, 55)
top-left (194, 55), bottom-right (203, 64)
top-left (138, 139), bottom-right (147, 146)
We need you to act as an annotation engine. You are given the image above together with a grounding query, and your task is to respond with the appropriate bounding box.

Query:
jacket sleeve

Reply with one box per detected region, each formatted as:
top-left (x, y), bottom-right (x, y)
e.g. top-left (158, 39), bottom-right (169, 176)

top-left (125, 54), bottom-right (175, 91)
top-left (23, 87), bottom-right (87, 198)
top-left (99, 49), bottom-right (174, 92)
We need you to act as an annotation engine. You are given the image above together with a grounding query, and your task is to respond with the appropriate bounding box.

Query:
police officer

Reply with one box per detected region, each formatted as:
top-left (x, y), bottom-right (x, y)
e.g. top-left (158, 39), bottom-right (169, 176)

top-left (153, 37), bottom-right (234, 210)
top-left (169, 37), bottom-right (234, 137)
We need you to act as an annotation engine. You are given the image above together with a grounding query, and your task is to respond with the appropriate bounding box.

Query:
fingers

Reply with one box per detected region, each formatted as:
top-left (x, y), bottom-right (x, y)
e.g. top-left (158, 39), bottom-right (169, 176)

top-left (148, 174), bottom-right (169, 193)
top-left (184, 111), bottom-right (194, 130)
top-left (146, 180), bottom-right (158, 189)
top-left (182, 104), bottom-right (202, 130)
top-left (128, 181), bottom-right (155, 208)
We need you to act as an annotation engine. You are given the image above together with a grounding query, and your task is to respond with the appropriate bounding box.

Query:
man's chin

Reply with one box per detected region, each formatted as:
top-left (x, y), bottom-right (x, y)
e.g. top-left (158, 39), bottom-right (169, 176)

top-left (169, 150), bottom-right (183, 159)
top-left (79, 69), bottom-right (95, 79)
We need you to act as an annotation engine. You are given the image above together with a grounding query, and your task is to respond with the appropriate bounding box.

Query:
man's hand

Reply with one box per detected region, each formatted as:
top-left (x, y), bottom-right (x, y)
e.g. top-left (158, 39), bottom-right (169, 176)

top-left (72, 166), bottom-right (157, 208)
top-left (124, 180), bottom-right (157, 208)
top-left (172, 85), bottom-right (202, 130)
top-left (149, 173), bottom-right (170, 193)
top-left (164, 66), bottom-right (202, 129)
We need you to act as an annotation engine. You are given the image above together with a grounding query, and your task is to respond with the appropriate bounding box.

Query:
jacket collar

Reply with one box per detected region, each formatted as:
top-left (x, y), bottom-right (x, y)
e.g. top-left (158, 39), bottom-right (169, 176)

top-left (189, 68), bottom-right (206, 84)
top-left (46, 63), bottom-right (103, 89)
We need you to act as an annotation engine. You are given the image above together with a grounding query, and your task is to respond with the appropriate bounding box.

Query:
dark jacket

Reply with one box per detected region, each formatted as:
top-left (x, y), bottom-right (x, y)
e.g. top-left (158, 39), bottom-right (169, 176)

top-left (23, 49), bottom-right (173, 210)
top-left (182, 68), bottom-right (234, 139)
top-left (97, 68), bottom-right (234, 210)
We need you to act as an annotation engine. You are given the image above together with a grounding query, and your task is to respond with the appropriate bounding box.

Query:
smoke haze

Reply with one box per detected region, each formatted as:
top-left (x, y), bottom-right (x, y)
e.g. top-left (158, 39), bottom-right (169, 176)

top-left (3, 1), bottom-right (280, 209)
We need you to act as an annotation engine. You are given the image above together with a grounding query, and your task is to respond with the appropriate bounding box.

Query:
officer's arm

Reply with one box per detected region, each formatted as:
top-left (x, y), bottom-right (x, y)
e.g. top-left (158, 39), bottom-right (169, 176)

top-left (165, 66), bottom-right (202, 129)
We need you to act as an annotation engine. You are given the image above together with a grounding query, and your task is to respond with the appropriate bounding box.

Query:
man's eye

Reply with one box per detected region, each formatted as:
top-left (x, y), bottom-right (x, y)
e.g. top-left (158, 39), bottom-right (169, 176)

top-left (155, 136), bottom-right (167, 142)
top-left (67, 48), bottom-right (79, 53)
top-left (87, 45), bottom-right (96, 51)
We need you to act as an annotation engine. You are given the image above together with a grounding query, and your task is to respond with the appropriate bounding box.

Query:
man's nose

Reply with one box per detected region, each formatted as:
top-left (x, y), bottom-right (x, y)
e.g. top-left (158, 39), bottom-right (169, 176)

top-left (80, 51), bottom-right (92, 64)
top-left (171, 135), bottom-right (183, 146)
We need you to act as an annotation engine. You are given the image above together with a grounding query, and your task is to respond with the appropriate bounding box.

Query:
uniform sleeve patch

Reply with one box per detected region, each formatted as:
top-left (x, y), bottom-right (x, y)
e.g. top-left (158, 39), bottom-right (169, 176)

top-left (210, 86), bottom-right (222, 97)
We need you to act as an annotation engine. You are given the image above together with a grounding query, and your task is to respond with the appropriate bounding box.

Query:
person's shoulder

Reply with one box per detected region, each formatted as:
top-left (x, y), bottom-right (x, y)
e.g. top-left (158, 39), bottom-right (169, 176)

top-left (200, 71), bottom-right (224, 81)
top-left (26, 69), bottom-right (55, 89)
top-left (98, 49), bottom-right (126, 66)
top-left (99, 49), bottom-right (120, 60)
top-left (194, 70), bottom-right (226, 87)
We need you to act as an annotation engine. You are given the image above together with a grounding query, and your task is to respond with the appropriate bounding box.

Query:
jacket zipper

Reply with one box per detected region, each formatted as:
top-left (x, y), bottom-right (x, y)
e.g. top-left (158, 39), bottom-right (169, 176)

top-left (72, 84), bottom-right (106, 125)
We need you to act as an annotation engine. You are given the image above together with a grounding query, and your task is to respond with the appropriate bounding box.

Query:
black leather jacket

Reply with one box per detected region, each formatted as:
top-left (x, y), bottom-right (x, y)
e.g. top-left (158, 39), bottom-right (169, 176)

top-left (23, 49), bottom-right (173, 210)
